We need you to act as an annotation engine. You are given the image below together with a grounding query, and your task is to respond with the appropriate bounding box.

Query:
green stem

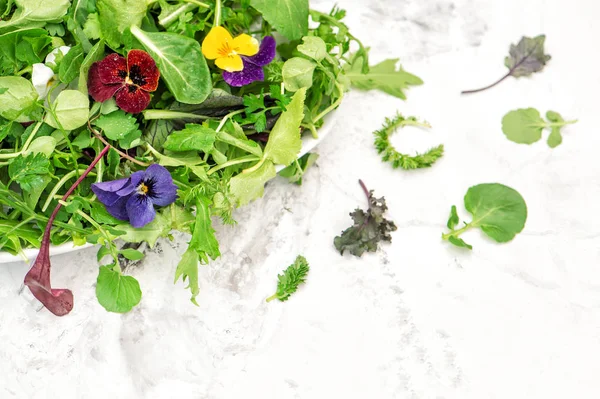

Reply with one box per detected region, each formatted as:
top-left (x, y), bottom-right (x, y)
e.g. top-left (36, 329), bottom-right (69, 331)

top-left (207, 155), bottom-right (260, 175)
top-left (42, 169), bottom-right (95, 212)
top-left (216, 131), bottom-right (263, 157)
top-left (214, 0), bottom-right (222, 26)
top-left (17, 66), bottom-right (32, 76)
top-left (0, 121), bottom-right (42, 159)
top-left (216, 109), bottom-right (246, 132)
top-left (314, 82), bottom-right (345, 123)
top-left (442, 223), bottom-right (473, 240)
top-left (73, 207), bottom-right (119, 262)
top-left (265, 293), bottom-right (279, 303)
top-left (159, 3), bottom-right (197, 26)
top-left (301, 123), bottom-right (318, 139)
top-left (143, 110), bottom-right (212, 120)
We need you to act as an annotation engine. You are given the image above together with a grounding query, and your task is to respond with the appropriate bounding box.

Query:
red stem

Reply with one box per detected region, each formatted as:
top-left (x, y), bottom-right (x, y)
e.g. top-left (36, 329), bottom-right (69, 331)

top-left (461, 71), bottom-right (511, 95)
top-left (358, 179), bottom-right (370, 203)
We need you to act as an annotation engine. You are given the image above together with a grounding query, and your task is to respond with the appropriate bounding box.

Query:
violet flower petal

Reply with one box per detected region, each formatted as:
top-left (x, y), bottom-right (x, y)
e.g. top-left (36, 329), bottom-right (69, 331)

top-left (246, 36), bottom-right (276, 67)
top-left (126, 194), bottom-right (156, 228)
top-left (105, 195), bottom-right (131, 221)
top-left (116, 171), bottom-right (144, 197)
top-left (91, 177), bottom-right (132, 207)
top-left (223, 62), bottom-right (264, 87)
top-left (144, 164), bottom-right (178, 206)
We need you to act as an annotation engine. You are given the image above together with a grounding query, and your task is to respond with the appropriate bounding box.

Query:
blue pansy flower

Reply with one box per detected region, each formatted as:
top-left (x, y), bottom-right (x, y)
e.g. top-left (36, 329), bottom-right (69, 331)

top-left (91, 164), bottom-right (178, 228)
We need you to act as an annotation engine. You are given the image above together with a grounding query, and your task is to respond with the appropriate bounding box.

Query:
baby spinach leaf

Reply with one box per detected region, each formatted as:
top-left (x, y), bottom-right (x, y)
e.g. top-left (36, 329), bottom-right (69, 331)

top-left (442, 183), bottom-right (527, 249)
top-left (345, 56), bottom-right (423, 100)
top-left (250, 0), bottom-right (308, 41)
top-left (58, 44), bottom-right (84, 84)
top-left (96, 0), bottom-right (147, 48)
top-left (229, 160), bottom-right (276, 206)
top-left (96, 265), bottom-right (142, 313)
top-left (462, 35), bottom-right (551, 94)
top-left (262, 87), bottom-right (306, 166)
top-left (282, 57), bottom-right (316, 92)
top-left (130, 26), bottom-right (212, 105)
top-left (45, 90), bottom-right (89, 131)
top-left (0, 76), bottom-right (39, 122)
top-left (163, 124), bottom-right (216, 153)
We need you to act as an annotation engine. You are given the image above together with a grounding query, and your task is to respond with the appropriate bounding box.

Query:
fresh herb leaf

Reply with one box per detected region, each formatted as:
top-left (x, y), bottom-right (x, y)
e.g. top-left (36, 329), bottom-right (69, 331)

top-left (283, 57), bottom-right (316, 92)
top-left (250, 0), bottom-right (308, 41)
top-left (164, 124), bottom-right (216, 153)
top-left (501, 108), bottom-right (577, 147)
top-left (279, 152), bottom-right (319, 185)
top-left (58, 44), bottom-right (83, 84)
top-left (8, 152), bottom-right (51, 192)
top-left (96, 265), bottom-right (142, 313)
top-left (266, 255), bottom-right (309, 302)
top-left (462, 35), bottom-right (551, 94)
top-left (297, 36), bottom-right (327, 62)
top-left (334, 180), bottom-right (397, 257)
top-left (95, 0), bottom-right (147, 48)
top-left (442, 183), bottom-right (528, 249)
top-left (94, 110), bottom-right (139, 140)
top-left (447, 205), bottom-right (459, 230)
top-left (45, 90), bottom-right (89, 130)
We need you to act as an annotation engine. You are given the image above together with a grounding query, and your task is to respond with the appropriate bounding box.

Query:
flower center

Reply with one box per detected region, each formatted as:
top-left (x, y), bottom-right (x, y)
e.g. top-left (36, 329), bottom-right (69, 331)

top-left (128, 65), bottom-right (147, 86)
top-left (218, 43), bottom-right (238, 58)
top-left (137, 183), bottom-right (149, 195)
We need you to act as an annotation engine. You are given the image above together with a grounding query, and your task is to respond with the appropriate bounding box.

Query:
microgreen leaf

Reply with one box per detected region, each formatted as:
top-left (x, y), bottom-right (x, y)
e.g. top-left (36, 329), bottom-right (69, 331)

top-left (96, 265), bottom-right (142, 313)
top-left (502, 108), bottom-right (577, 147)
top-left (447, 205), bottom-right (459, 230)
top-left (282, 57), bottom-right (316, 92)
top-left (266, 255), bottom-right (310, 302)
top-left (297, 36), bottom-right (327, 62)
top-left (0, 76), bottom-right (39, 122)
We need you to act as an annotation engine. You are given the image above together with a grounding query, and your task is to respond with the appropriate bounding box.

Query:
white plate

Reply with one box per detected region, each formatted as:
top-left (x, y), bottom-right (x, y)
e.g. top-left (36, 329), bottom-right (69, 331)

top-left (0, 111), bottom-right (338, 264)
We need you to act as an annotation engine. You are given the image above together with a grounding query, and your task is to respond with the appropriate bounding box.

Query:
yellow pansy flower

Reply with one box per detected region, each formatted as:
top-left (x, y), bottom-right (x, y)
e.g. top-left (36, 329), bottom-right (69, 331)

top-left (202, 26), bottom-right (259, 72)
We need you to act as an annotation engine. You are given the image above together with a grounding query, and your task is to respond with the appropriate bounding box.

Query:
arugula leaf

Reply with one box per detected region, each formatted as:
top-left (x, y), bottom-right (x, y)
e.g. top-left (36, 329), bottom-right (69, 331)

top-left (263, 87), bottom-right (306, 166)
top-left (283, 57), bottom-right (316, 92)
top-left (164, 124), bottom-right (216, 153)
top-left (130, 26), bottom-right (212, 104)
top-left (502, 108), bottom-right (577, 147)
top-left (175, 195), bottom-right (220, 305)
top-left (45, 90), bottom-right (89, 130)
top-left (250, 0), bottom-right (308, 41)
top-left (94, 110), bottom-right (139, 140)
top-left (0, 76), bottom-right (39, 122)
top-left (96, 265), bottom-right (142, 313)
top-left (95, 0), bottom-right (147, 48)
top-left (8, 153), bottom-right (51, 192)
top-left (334, 180), bottom-right (397, 257)
top-left (463, 35), bottom-right (551, 94)
top-left (442, 183), bottom-right (528, 249)
top-left (229, 160), bottom-right (277, 206)
top-left (345, 56), bottom-right (423, 100)
top-left (266, 255), bottom-right (310, 302)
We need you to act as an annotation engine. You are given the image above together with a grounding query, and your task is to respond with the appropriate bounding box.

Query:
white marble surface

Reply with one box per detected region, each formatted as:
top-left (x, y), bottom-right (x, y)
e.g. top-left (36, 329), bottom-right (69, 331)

top-left (2, 0), bottom-right (600, 397)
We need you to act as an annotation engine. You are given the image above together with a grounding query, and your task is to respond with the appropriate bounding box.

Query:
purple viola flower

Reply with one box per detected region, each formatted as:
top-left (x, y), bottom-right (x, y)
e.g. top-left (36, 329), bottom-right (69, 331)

top-left (222, 36), bottom-right (276, 87)
top-left (91, 164), bottom-right (178, 228)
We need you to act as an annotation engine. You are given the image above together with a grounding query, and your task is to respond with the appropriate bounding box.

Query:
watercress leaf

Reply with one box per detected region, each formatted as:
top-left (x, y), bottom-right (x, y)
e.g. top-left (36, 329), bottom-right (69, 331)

top-left (78, 40), bottom-right (105, 94)
top-left (96, 265), bottom-right (142, 313)
top-left (58, 44), bottom-right (84, 84)
top-left (266, 255), bottom-right (309, 302)
top-left (282, 57), bottom-right (316, 92)
top-left (297, 36), bottom-right (327, 62)
top-left (263, 87), bottom-right (306, 166)
top-left (505, 35), bottom-right (551, 78)
top-left (8, 152), bottom-right (51, 192)
top-left (447, 205), bottom-right (460, 230)
top-left (250, 0), bottom-right (308, 41)
top-left (163, 124), bottom-right (216, 153)
top-left (345, 56), bottom-right (423, 100)
top-left (119, 248), bottom-right (145, 261)
top-left (501, 108), bottom-right (544, 144)
top-left (448, 236), bottom-right (472, 250)
top-left (130, 26), bottom-right (212, 104)
top-left (23, 136), bottom-right (56, 157)
top-left (0, 76), bottom-right (39, 122)
top-left (45, 90), bottom-right (89, 131)
top-left (464, 183), bottom-right (527, 243)
top-left (0, 0), bottom-right (70, 33)
top-left (230, 160), bottom-right (276, 206)
top-left (96, 0), bottom-right (147, 48)
top-left (94, 110), bottom-right (139, 140)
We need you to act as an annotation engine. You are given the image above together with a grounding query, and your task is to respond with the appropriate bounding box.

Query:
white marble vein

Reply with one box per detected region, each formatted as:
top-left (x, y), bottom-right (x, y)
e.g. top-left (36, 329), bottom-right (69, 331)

top-left (2, 0), bottom-right (600, 397)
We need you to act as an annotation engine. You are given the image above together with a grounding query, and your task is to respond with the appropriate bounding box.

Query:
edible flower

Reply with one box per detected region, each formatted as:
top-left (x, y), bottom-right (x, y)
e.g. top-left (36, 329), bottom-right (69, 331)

top-left (31, 46), bottom-right (71, 98)
top-left (88, 50), bottom-right (160, 114)
top-left (202, 26), bottom-right (260, 72)
top-left (91, 164), bottom-right (178, 228)
top-left (222, 36), bottom-right (276, 87)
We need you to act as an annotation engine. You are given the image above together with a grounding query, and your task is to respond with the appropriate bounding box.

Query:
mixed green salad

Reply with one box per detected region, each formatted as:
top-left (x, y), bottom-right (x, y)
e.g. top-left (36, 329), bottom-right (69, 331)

top-left (0, 0), bottom-right (422, 315)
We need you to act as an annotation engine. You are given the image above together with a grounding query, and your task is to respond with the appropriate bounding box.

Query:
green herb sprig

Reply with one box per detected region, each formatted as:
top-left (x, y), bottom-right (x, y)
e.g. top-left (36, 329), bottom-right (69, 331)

top-left (266, 255), bottom-right (310, 303)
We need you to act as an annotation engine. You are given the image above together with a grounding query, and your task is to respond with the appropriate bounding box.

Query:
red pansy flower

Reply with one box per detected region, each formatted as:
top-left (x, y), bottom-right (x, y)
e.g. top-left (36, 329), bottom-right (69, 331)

top-left (88, 50), bottom-right (160, 114)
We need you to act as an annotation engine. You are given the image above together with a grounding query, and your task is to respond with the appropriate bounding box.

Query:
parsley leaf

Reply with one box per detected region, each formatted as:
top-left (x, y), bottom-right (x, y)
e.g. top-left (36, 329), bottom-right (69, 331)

top-left (266, 255), bottom-right (310, 302)
top-left (334, 180), bottom-right (397, 257)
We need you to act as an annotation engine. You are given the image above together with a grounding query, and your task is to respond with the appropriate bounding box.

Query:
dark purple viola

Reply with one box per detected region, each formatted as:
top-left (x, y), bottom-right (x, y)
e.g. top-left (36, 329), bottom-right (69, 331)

top-left (223, 36), bottom-right (276, 87)
top-left (92, 164), bottom-right (178, 228)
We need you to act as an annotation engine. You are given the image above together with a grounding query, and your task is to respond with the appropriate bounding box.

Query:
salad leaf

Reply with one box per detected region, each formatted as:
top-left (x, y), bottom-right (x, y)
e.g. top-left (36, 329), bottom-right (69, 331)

top-left (345, 56), bottom-right (423, 100)
top-left (0, 0), bottom-right (70, 33)
top-left (23, 136), bottom-right (57, 157)
top-left (94, 110), bottom-right (139, 140)
top-left (229, 160), bottom-right (277, 206)
top-left (502, 108), bottom-right (577, 147)
top-left (297, 36), bottom-right (327, 62)
top-left (45, 90), bottom-right (89, 130)
top-left (462, 35), bottom-right (551, 94)
top-left (163, 124), bottom-right (216, 153)
top-left (282, 57), bottom-right (316, 92)
top-left (442, 183), bottom-right (527, 249)
top-left (279, 152), bottom-right (319, 185)
top-left (0, 76), bottom-right (39, 122)
top-left (96, 265), bottom-right (142, 313)
top-left (115, 212), bottom-right (171, 247)
top-left (334, 180), bottom-right (397, 257)
top-left (8, 152), bottom-right (51, 192)
top-left (250, 0), bottom-right (308, 41)
top-left (78, 40), bottom-right (105, 94)
top-left (95, 0), bottom-right (147, 48)
top-left (447, 205), bottom-right (459, 230)
top-left (58, 44), bottom-right (84, 84)
top-left (130, 26), bottom-right (212, 104)
top-left (266, 255), bottom-right (310, 302)
top-left (0, 28), bottom-right (50, 74)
